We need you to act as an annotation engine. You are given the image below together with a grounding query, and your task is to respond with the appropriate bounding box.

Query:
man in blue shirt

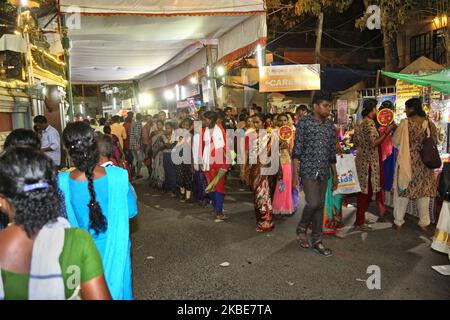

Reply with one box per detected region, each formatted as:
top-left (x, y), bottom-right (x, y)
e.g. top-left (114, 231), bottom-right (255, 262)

top-left (293, 91), bottom-right (338, 257)
top-left (33, 115), bottom-right (61, 168)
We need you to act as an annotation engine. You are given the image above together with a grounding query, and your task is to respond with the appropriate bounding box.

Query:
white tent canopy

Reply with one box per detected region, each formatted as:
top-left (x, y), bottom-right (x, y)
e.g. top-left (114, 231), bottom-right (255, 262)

top-left (59, 0), bottom-right (266, 84)
top-left (60, 0), bottom-right (264, 15)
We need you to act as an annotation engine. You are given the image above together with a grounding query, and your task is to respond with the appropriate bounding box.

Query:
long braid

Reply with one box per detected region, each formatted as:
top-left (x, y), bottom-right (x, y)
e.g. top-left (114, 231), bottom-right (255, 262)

top-left (63, 121), bottom-right (107, 234)
top-left (86, 165), bottom-right (107, 234)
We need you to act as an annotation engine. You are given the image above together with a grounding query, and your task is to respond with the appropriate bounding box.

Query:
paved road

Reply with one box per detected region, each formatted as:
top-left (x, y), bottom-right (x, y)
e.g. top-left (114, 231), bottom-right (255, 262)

top-left (130, 172), bottom-right (450, 300)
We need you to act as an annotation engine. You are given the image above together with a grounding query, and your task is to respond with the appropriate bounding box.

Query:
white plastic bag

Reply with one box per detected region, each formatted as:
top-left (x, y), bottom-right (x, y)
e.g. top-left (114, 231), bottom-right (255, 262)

top-left (333, 154), bottom-right (361, 195)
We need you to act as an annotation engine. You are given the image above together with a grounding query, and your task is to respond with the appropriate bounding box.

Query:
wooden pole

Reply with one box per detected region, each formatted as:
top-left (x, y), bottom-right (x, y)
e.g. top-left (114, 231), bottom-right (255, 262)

top-left (314, 12), bottom-right (324, 65)
top-left (375, 69), bottom-right (381, 98)
top-left (60, 15), bottom-right (74, 121)
top-left (206, 45), bottom-right (218, 110)
top-left (311, 11), bottom-right (324, 102)
top-left (97, 84), bottom-right (102, 116)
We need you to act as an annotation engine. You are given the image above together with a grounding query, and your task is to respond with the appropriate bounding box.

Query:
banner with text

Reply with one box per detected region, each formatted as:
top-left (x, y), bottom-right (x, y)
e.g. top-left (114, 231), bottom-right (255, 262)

top-left (259, 64), bottom-right (321, 93)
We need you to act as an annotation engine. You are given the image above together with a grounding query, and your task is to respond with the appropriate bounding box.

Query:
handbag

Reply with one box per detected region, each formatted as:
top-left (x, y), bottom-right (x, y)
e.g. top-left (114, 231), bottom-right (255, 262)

top-left (421, 120), bottom-right (442, 169)
top-left (333, 154), bottom-right (361, 195)
top-left (438, 162), bottom-right (450, 201)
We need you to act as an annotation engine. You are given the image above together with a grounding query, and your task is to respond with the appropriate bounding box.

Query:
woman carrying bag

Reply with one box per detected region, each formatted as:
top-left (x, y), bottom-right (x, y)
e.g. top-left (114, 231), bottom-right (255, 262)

top-left (392, 98), bottom-right (439, 233)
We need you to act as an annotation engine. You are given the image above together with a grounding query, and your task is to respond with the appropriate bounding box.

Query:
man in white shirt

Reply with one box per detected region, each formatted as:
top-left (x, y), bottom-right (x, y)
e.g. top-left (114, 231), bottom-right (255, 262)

top-left (33, 115), bottom-right (61, 167)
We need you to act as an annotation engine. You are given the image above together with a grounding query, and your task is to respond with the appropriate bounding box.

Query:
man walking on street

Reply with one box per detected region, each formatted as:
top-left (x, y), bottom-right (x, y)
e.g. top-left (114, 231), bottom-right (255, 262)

top-left (293, 91), bottom-right (338, 257)
top-left (111, 115), bottom-right (127, 149)
top-left (143, 115), bottom-right (156, 179)
top-left (123, 112), bottom-right (134, 176)
top-left (130, 113), bottom-right (144, 179)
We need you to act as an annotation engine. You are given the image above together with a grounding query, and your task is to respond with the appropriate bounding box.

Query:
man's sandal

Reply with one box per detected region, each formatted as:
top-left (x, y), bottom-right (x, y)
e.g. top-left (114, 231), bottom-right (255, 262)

top-left (312, 242), bottom-right (333, 257)
top-left (297, 232), bottom-right (310, 249)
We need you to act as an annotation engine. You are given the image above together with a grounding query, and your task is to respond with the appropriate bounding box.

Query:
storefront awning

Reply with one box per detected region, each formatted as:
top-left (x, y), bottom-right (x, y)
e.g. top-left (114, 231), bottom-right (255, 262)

top-left (59, 0), bottom-right (265, 83)
top-left (381, 67), bottom-right (450, 94)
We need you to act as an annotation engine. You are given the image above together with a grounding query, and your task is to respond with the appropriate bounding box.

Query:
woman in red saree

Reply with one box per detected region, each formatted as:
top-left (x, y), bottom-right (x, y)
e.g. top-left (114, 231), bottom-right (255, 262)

top-left (202, 111), bottom-right (229, 222)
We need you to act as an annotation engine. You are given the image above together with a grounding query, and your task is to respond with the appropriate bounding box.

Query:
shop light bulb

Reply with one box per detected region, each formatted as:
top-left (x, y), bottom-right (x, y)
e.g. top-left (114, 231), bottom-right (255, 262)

top-left (139, 93), bottom-right (153, 106)
top-left (175, 85), bottom-right (180, 101)
top-left (164, 90), bottom-right (175, 101)
top-left (256, 44), bottom-right (263, 68)
top-left (216, 66), bottom-right (225, 77)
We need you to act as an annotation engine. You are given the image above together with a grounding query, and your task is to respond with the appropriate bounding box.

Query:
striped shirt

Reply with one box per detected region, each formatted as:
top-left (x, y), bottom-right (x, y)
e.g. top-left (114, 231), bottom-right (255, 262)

top-left (130, 121), bottom-right (143, 150)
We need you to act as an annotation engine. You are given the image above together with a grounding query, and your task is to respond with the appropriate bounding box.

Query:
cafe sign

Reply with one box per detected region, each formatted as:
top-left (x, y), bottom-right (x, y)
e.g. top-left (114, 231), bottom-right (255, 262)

top-left (259, 64), bottom-right (321, 93)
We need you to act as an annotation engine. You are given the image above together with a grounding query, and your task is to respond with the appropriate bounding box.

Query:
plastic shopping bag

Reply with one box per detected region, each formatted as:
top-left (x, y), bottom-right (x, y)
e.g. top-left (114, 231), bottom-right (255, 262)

top-left (333, 154), bottom-right (361, 195)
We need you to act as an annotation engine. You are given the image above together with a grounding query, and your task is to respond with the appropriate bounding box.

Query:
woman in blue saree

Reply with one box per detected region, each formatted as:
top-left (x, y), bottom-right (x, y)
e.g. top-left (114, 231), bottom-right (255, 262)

top-left (58, 122), bottom-right (138, 300)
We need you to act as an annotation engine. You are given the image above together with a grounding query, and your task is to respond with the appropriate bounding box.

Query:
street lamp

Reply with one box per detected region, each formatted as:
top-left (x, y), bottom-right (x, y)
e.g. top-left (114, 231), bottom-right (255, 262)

top-left (139, 93), bottom-right (153, 106)
top-left (190, 76), bottom-right (198, 85)
top-left (256, 44), bottom-right (263, 68)
top-left (433, 15), bottom-right (448, 29)
top-left (175, 85), bottom-right (180, 101)
top-left (216, 66), bottom-right (225, 77)
top-left (164, 90), bottom-right (175, 101)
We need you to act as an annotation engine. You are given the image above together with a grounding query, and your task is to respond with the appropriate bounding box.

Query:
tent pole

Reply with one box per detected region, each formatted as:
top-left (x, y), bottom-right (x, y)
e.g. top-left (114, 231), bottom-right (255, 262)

top-left (60, 15), bottom-right (74, 122)
top-left (206, 44), bottom-right (218, 110)
top-left (375, 69), bottom-right (381, 98)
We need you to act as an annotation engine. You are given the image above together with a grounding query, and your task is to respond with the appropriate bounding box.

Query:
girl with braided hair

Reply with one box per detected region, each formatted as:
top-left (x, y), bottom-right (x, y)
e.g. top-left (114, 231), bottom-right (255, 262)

top-left (58, 121), bottom-right (138, 300)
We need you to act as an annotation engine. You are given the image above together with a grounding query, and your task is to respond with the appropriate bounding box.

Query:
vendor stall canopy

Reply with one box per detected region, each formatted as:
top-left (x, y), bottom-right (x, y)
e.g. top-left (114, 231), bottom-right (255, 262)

top-left (58, 0), bottom-right (266, 84)
top-left (382, 67), bottom-right (450, 95)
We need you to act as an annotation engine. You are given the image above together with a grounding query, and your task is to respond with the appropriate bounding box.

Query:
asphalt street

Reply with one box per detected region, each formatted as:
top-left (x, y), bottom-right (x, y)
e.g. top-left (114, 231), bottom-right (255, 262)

top-left (130, 171), bottom-right (450, 300)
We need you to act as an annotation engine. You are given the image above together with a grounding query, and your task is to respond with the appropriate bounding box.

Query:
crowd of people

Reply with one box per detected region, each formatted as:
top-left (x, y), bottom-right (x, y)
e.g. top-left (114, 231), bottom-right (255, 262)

top-left (0, 89), bottom-right (447, 300)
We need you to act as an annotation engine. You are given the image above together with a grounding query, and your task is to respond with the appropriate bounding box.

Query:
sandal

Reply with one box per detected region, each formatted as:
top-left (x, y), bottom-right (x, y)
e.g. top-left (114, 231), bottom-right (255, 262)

top-left (297, 232), bottom-right (310, 249)
top-left (256, 224), bottom-right (274, 232)
top-left (335, 231), bottom-right (346, 239)
top-left (312, 242), bottom-right (333, 257)
top-left (215, 214), bottom-right (228, 221)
